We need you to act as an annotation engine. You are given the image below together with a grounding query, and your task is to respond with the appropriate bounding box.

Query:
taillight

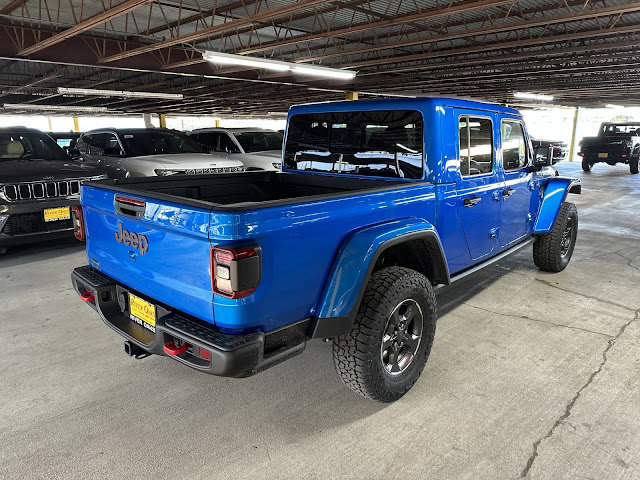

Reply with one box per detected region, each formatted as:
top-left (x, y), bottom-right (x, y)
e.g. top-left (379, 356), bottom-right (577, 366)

top-left (71, 205), bottom-right (85, 241)
top-left (211, 246), bottom-right (261, 299)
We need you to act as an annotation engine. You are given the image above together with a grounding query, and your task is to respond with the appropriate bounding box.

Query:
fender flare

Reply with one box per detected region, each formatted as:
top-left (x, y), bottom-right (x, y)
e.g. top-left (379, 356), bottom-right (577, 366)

top-left (533, 176), bottom-right (581, 234)
top-left (310, 219), bottom-right (448, 337)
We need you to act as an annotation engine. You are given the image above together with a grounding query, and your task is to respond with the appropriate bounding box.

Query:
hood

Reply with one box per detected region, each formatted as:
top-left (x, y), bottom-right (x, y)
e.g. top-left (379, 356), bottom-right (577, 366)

top-left (131, 153), bottom-right (244, 168)
top-left (0, 158), bottom-right (103, 183)
top-left (243, 150), bottom-right (283, 160)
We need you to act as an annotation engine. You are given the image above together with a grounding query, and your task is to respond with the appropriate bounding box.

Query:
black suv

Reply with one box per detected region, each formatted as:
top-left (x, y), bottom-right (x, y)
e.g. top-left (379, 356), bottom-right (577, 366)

top-left (0, 127), bottom-right (105, 251)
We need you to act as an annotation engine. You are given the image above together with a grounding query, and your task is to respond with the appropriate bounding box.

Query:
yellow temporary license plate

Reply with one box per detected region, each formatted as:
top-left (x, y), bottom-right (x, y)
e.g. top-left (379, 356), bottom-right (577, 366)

top-left (598, 152), bottom-right (608, 158)
top-left (129, 293), bottom-right (156, 332)
top-left (43, 206), bottom-right (70, 222)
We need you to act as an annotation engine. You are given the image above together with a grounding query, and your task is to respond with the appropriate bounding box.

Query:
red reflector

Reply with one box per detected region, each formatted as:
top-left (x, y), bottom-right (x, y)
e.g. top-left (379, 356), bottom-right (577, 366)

top-left (163, 341), bottom-right (189, 355)
top-left (622, 154), bottom-right (627, 158)
top-left (578, 153), bottom-right (584, 156)
top-left (79, 291), bottom-right (95, 302)
top-left (199, 348), bottom-right (211, 360)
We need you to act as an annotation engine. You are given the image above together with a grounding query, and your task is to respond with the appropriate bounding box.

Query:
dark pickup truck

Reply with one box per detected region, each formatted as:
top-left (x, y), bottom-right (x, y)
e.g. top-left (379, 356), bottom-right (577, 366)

top-left (579, 122), bottom-right (640, 174)
top-left (0, 127), bottom-right (105, 252)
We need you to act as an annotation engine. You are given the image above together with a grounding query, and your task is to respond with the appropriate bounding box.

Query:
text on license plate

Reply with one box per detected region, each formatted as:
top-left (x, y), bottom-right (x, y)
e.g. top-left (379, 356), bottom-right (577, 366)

top-left (43, 206), bottom-right (70, 222)
top-left (598, 152), bottom-right (608, 158)
top-left (129, 293), bottom-right (156, 332)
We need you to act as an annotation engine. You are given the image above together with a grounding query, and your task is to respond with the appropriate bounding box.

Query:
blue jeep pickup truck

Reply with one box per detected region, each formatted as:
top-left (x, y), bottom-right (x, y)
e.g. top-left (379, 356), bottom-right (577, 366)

top-left (72, 98), bottom-right (580, 402)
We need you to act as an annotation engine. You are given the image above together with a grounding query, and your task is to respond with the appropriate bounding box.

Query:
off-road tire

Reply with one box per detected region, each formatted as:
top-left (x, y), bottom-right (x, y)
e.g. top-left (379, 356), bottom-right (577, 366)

top-left (332, 266), bottom-right (437, 402)
top-left (533, 202), bottom-right (578, 272)
top-left (581, 159), bottom-right (592, 172)
top-left (630, 155), bottom-right (639, 174)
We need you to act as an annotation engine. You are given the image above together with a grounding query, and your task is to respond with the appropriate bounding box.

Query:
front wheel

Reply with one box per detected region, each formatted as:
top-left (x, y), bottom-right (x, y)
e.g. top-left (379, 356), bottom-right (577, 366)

top-left (630, 155), bottom-right (639, 174)
top-left (332, 266), bottom-right (437, 402)
top-left (533, 202), bottom-right (578, 272)
top-left (581, 159), bottom-right (592, 172)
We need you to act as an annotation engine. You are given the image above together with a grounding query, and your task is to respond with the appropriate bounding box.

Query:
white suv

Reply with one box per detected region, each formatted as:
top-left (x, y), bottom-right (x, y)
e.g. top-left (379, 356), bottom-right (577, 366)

top-left (189, 128), bottom-right (283, 171)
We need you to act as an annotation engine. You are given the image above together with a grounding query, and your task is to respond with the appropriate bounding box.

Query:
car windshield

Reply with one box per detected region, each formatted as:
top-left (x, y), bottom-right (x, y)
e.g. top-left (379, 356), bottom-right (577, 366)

top-left (119, 131), bottom-right (206, 157)
top-left (234, 131), bottom-right (283, 153)
top-left (601, 124), bottom-right (640, 135)
top-left (0, 132), bottom-right (68, 161)
top-left (284, 110), bottom-right (424, 179)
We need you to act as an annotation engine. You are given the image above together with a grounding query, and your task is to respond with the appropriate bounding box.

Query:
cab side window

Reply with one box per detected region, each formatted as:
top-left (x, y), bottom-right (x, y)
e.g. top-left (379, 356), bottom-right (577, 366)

top-left (459, 116), bottom-right (494, 176)
top-left (502, 121), bottom-right (527, 170)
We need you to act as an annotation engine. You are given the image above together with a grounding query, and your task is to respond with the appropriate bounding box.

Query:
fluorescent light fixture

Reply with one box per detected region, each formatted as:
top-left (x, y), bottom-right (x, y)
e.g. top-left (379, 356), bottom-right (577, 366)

top-left (605, 104), bottom-right (623, 108)
top-left (57, 87), bottom-right (183, 100)
top-left (203, 51), bottom-right (290, 72)
top-left (291, 65), bottom-right (356, 80)
top-left (202, 50), bottom-right (356, 80)
top-left (2, 103), bottom-right (108, 113)
top-left (513, 92), bottom-right (554, 101)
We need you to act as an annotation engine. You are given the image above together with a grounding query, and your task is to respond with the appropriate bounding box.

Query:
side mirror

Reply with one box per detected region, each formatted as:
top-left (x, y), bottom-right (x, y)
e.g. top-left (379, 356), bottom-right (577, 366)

top-left (103, 147), bottom-right (124, 157)
top-left (532, 146), bottom-right (553, 168)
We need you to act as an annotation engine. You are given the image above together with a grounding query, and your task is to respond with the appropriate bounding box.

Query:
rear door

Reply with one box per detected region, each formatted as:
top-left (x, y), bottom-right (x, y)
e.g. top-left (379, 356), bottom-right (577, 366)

top-left (499, 119), bottom-right (534, 247)
top-left (455, 112), bottom-right (503, 261)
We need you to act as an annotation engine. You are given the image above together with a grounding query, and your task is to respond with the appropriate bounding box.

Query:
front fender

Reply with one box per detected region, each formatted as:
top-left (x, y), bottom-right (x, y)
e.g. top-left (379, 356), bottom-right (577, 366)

top-left (315, 218), bottom-right (447, 320)
top-left (533, 176), bottom-right (581, 234)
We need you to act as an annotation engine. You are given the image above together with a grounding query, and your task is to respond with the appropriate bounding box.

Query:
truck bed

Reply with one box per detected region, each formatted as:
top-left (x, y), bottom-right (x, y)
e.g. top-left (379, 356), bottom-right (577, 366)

top-left (94, 171), bottom-right (405, 210)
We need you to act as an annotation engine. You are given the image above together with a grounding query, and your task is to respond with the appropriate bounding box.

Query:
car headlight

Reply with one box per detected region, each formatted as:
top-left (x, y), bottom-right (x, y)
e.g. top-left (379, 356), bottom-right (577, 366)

top-left (154, 169), bottom-right (183, 176)
top-left (272, 162), bottom-right (282, 169)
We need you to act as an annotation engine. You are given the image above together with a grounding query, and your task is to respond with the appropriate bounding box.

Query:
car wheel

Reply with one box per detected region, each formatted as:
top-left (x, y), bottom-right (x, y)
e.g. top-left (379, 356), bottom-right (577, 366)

top-left (630, 155), bottom-right (639, 174)
top-left (581, 159), bottom-right (592, 172)
top-left (332, 266), bottom-right (437, 402)
top-left (533, 202), bottom-right (578, 273)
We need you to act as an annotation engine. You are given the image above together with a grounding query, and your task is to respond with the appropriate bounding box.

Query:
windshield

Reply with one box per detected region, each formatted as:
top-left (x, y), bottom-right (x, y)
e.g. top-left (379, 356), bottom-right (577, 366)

top-left (284, 110), bottom-right (424, 179)
top-left (601, 124), bottom-right (640, 135)
top-left (235, 131), bottom-right (283, 153)
top-left (119, 131), bottom-right (206, 157)
top-left (0, 132), bottom-right (68, 161)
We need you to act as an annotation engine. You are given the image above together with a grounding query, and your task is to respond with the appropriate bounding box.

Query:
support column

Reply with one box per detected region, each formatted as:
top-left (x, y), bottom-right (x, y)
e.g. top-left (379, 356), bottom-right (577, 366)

top-left (346, 91), bottom-right (358, 100)
top-left (47, 116), bottom-right (53, 132)
top-left (143, 113), bottom-right (153, 128)
top-left (568, 107), bottom-right (579, 162)
top-left (215, 119), bottom-right (220, 127)
top-left (159, 113), bottom-right (167, 128)
top-left (72, 117), bottom-right (79, 132)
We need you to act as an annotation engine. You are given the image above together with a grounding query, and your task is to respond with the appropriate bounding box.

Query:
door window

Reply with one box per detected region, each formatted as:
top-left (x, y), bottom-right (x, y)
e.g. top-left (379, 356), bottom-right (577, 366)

top-left (502, 121), bottom-right (527, 170)
top-left (459, 116), bottom-right (494, 176)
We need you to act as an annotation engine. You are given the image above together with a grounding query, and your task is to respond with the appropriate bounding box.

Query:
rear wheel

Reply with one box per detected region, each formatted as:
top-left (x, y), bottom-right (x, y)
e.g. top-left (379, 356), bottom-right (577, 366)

top-left (533, 202), bottom-right (578, 273)
top-left (332, 266), bottom-right (437, 402)
top-left (630, 155), bottom-right (639, 174)
top-left (581, 159), bottom-right (592, 172)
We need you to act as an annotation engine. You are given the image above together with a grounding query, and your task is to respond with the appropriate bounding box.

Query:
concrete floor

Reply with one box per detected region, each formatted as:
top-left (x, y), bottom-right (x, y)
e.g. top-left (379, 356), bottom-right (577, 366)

top-left (1, 161), bottom-right (638, 480)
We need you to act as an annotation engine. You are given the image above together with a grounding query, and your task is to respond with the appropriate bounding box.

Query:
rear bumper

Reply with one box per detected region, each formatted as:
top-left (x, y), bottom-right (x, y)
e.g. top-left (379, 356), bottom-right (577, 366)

top-left (71, 265), bottom-right (306, 377)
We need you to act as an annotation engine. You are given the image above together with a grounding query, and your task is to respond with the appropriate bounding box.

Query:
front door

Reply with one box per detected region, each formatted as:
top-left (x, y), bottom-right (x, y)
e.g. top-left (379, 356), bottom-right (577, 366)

top-left (455, 113), bottom-right (504, 261)
top-left (499, 120), bottom-right (534, 247)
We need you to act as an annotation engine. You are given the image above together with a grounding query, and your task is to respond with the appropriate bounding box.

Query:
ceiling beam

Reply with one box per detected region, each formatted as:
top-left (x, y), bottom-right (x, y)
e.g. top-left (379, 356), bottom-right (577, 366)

top-left (347, 23), bottom-right (640, 70)
top-left (237, 0), bottom-right (520, 55)
top-left (0, 0), bottom-right (27, 15)
top-left (99, 0), bottom-right (330, 63)
top-left (18, 0), bottom-right (156, 56)
top-left (294, 3), bottom-right (640, 63)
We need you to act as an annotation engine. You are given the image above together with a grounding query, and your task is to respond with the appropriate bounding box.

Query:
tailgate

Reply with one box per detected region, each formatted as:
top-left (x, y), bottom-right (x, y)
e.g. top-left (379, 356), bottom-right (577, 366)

top-left (82, 185), bottom-right (215, 324)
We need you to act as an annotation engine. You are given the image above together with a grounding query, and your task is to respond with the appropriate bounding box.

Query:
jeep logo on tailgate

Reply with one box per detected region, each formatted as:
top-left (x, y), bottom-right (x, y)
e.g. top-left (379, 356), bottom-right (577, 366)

top-left (115, 222), bottom-right (149, 255)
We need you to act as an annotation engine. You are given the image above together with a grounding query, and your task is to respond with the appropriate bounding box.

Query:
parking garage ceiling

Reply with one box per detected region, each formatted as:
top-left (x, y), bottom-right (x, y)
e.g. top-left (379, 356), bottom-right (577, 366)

top-left (0, 0), bottom-right (639, 116)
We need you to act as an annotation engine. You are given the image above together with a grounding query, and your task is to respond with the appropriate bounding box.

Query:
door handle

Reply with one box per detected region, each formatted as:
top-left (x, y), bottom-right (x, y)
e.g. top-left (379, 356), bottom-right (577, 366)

top-left (502, 188), bottom-right (515, 198)
top-left (463, 196), bottom-right (482, 207)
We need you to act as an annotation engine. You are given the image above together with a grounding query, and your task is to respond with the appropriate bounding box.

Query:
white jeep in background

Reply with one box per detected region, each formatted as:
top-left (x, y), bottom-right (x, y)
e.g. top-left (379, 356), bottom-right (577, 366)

top-left (188, 128), bottom-right (283, 171)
